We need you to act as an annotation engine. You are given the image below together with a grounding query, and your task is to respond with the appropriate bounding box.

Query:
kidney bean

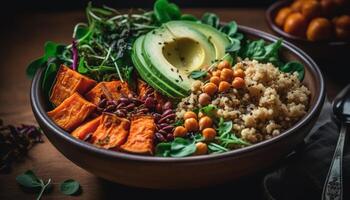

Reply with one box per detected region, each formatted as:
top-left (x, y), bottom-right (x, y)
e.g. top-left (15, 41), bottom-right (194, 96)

top-left (138, 108), bottom-right (149, 113)
top-left (158, 123), bottom-right (169, 129)
top-left (107, 100), bottom-right (115, 106)
top-left (162, 101), bottom-right (172, 111)
top-left (166, 133), bottom-right (174, 141)
top-left (98, 98), bottom-right (107, 108)
top-left (153, 113), bottom-right (162, 122)
top-left (104, 105), bottom-right (116, 112)
top-left (144, 97), bottom-right (156, 109)
top-left (161, 109), bottom-right (173, 118)
top-left (161, 125), bottom-right (174, 133)
top-left (155, 132), bottom-right (166, 142)
top-left (131, 98), bottom-right (143, 105)
top-left (114, 110), bottom-right (127, 117)
top-left (119, 97), bottom-right (130, 104)
top-left (158, 113), bottom-right (176, 124)
top-left (125, 103), bottom-right (135, 111)
top-left (158, 129), bottom-right (168, 135)
top-left (116, 102), bottom-right (126, 109)
top-left (156, 103), bottom-right (163, 113)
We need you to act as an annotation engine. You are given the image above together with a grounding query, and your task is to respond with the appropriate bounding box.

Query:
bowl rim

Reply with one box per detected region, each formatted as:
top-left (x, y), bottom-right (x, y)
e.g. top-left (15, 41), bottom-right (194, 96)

top-left (30, 25), bottom-right (325, 163)
top-left (265, 0), bottom-right (350, 45)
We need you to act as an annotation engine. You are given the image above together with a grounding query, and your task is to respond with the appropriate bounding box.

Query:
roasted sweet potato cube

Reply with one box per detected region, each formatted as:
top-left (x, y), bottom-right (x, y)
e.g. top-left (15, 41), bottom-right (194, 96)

top-left (47, 93), bottom-right (96, 131)
top-left (71, 116), bottom-right (102, 140)
top-left (91, 113), bottom-right (130, 149)
top-left (120, 115), bottom-right (156, 155)
top-left (85, 81), bottom-right (131, 105)
top-left (50, 65), bottom-right (97, 106)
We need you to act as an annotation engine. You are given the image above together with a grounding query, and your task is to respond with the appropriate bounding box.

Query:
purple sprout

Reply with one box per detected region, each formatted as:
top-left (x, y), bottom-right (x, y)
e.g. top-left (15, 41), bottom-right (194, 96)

top-left (72, 40), bottom-right (79, 71)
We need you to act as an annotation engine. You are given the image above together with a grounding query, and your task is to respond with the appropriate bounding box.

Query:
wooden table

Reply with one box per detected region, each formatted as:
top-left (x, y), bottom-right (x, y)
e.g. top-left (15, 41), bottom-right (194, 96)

top-left (0, 8), bottom-right (346, 199)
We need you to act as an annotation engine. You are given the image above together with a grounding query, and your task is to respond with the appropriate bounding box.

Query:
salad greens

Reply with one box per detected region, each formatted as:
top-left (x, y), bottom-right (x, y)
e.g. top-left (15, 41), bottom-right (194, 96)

top-left (156, 137), bottom-right (196, 157)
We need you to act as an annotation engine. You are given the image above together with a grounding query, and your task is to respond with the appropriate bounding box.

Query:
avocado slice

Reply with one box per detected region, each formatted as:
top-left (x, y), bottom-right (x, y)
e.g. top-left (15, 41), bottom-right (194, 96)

top-left (142, 21), bottom-right (217, 93)
top-left (131, 36), bottom-right (186, 98)
top-left (180, 21), bottom-right (230, 59)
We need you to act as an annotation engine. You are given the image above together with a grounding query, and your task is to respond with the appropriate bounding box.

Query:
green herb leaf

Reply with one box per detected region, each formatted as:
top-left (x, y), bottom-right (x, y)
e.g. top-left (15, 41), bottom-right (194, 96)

top-left (26, 57), bottom-right (46, 78)
top-left (279, 61), bottom-right (305, 80)
top-left (199, 105), bottom-right (217, 118)
top-left (60, 179), bottom-right (80, 195)
top-left (172, 119), bottom-right (184, 126)
top-left (170, 138), bottom-right (196, 157)
top-left (42, 62), bottom-right (58, 99)
top-left (16, 170), bottom-right (42, 188)
top-left (180, 14), bottom-right (198, 21)
top-left (154, 0), bottom-right (181, 23)
top-left (225, 38), bottom-right (241, 53)
top-left (201, 13), bottom-right (219, 28)
top-left (220, 21), bottom-right (238, 37)
top-left (208, 143), bottom-right (229, 154)
top-left (155, 142), bottom-right (172, 157)
top-left (77, 57), bottom-right (88, 74)
top-left (216, 118), bottom-right (232, 136)
top-left (219, 133), bottom-right (250, 147)
top-left (190, 70), bottom-right (207, 79)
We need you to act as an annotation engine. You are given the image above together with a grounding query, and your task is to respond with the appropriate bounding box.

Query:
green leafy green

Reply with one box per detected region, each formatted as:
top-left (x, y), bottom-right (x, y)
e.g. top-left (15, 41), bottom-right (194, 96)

top-left (180, 14), bottom-right (198, 21)
top-left (199, 105), bottom-right (217, 118)
top-left (215, 118), bottom-right (250, 148)
top-left (220, 21), bottom-right (238, 37)
top-left (155, 138), bottom-right (196, 157)
top-left (170, 137), bottom-right (196, 157)
top-left (190, 70), bottom-right (207, 79)
top-left (154, 0), bottom-right (181, 23)
top-left (172, 119), bottom-right (184, 127)
top-left (201, 13), bottom-right (219, 29)
top-left (225, 38), bottom-right (241, 53)
top-left (280, 61), bottom-right (305, 80)
top-left (208, 142), bottom-right (229, 154)
top-left (60, 179), bottom-right (80, 195)
top-left (216, 117), bottom-right (232, 136)
top-left (16, 170), bottom-right (52, 200)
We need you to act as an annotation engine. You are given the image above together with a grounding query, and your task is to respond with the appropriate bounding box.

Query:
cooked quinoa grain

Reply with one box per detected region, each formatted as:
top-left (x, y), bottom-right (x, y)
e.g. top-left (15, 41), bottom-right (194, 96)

top-left (176, 60), bottom-right (310, 144)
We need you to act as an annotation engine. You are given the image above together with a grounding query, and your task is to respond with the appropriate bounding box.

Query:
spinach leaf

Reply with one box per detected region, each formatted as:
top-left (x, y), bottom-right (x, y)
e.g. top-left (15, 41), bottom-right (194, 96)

top-left (216, 117), bottom-right (232, 136)
top-left (180, 14), bottom-right (198, 21)
top-left (170, 138), bottom-right (196, 157)
top-left (77, 57), bottom-right (88, 74)
top-left (220, 21), bottom-right (237, 37)
top-left (172, 119), bottom-right (184, 127)
top-left (60, 179), bottom-right (80, 195)
top-left (201, 13), bottom-right (219, 29)
top-left (218, 132), bottom-right (250, 147)
top-left (42, 62), bottom-right (58, 99)
top-left (199, 105), bottom-right (217, 118)
top-left (155, 142), bottom-right (171, 157)
top-left (208, 143), bottom-right (229, 154)
top-left (26, 58), bottom-right (46, 78)
top-left (190, 70), bottom-right (207, 80)
top-left (16, 170), bottom-right (42, 188)
top-left (225, 38), bottom-right (241, 53)
top-left (154, 0), bottom-right (181, 23)
top-left (280, 61), bottom-right (305, 80)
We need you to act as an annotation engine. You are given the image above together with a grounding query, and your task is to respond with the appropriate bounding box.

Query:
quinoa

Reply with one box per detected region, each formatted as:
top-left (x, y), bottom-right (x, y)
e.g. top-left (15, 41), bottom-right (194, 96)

top-left (176, 60), bottom-right (311, 144)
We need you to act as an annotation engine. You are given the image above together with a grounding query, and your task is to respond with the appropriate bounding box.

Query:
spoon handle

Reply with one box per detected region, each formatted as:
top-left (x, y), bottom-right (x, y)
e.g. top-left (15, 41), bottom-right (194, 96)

top-left (322, 123), bottom-right (347, 200)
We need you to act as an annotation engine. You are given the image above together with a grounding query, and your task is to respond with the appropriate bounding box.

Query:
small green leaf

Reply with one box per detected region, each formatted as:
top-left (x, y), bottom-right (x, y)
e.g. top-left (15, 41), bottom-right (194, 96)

top-left (190, 70), bottom-right (207, 80)
top-left (216, 118), bottom-right (233, 136)
top-left (16, 170), bottom-right (42, 188)
top-left (280, 61), bottom-right (305, 80)
top-left (26, 57), bottom-right (46, 78)
top-left (180, 14), bottom-right (198, 21)
top-left (77, 58), bottom-right (88, 74)
top-left (199, 105), bottom-right (217, 118)
top-left (154, 0), bottom-right (181, 23)
top-left (42, 62), bottom-right (58, 99)
top-left (208, 143), bottom-right (228, 154)
top-left (201, 13), bottom-right (219, 28)
top-left (220, 21), bottom-right (237, 37)
top-left (225, 38), bottom-right (241, 53)
top-left (170, 138), bottom-right (196, 157)
top-left (172, 119), bottom-right (184, 127)
top-left (75, 26), bottom-right (89, 40)
top-left (155, 142), bottom-right (172, 157)
top-left (60, 179), bottom-right (80, 195)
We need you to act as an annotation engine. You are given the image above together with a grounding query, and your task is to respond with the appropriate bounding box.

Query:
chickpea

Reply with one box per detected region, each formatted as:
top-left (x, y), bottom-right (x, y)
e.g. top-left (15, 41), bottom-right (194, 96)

top-left (275, 7), bottom-right (294, 27)
top-left (202, 128), bottom-right (217, 141)
top-left (184, 118), bottom-right (199, 132)
top-left (210, 76), bottom-right (221, 86)
top-left (173, 126), bottom-right (188, 137)
top-left (232, 77), bottom-right (245, 89)
top-left (301, 1), bottom-right (321, 20)
top-left (306, 18), bottom-right (332, 41)
top-left (199, 116), bottom-right (213, 130)
top-left (202, 83), bottom-right (218, 96)
top-left (198, 93), bottom-right (211, 106)
top-left (283, 13), bottom-right (307, 37)
top-left (291, 0), bottom-right (303, 12)
top-left (218, 81), bottom-right (231, 93)
top-left (217, 60), bottom-right (231, 69)
top-left (194, 142), bottom-right (208, 155)
top-left (233, 68), bottom-right (245, 78)
top-left (220, 68), bottom-right (234, 82)
top-left (183, 111), bottom-right (197, 120)
top-left (212, 70), bottom-right (221, 77)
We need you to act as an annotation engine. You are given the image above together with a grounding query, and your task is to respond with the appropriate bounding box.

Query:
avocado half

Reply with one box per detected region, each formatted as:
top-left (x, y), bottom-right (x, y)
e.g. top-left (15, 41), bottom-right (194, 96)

top-left (131, 21), bottom-right (230, 98)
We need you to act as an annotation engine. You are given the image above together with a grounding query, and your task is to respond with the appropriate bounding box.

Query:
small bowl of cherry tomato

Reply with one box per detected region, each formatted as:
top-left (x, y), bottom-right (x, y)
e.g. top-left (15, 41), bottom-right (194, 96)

top-left (266, 0), bottom-right (350, 61)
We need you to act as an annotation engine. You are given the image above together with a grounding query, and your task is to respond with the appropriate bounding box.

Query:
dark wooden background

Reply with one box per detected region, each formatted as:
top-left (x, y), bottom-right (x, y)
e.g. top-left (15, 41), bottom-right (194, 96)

top-left (0, 3), bottom-right (348, 199)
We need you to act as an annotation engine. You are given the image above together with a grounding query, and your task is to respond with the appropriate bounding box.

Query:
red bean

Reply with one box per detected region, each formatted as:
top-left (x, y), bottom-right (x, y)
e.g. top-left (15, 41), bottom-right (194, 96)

top-left (161, 109), bottom-right (173, 118)
top-left (125, 103), bottom-right (135, 111)
top-left (158, 113), bottom-right (176, 124)
top-left (155, 132), bottom-right (166, 142)
top-left (162, 101), bottom-right (172, 110)
top-left (161, 125), bottom-right (174, 133)
top-left (144, 97), bottom-right (156, 109)
top-left (166, 133), bottom-right (174, 141)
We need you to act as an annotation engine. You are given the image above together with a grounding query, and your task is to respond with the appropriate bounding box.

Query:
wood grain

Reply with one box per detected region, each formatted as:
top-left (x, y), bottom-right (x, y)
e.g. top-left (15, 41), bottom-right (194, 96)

top-left (0, 8), bottom-right (344, 199)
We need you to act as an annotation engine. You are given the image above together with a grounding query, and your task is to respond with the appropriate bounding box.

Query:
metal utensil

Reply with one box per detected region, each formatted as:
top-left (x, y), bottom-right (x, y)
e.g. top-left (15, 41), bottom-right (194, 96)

top-left (322, 84), bottom-right (350, 200)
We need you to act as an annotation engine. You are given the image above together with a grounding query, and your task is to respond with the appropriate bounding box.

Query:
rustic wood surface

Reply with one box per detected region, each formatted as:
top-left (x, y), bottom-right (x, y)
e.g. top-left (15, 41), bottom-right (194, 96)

top-left (0, 8), bottom-right (345, 199)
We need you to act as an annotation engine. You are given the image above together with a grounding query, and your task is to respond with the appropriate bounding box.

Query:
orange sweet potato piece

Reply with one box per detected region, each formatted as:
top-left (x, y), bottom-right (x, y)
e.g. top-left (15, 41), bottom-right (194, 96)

top-left (91, 113), bottom-right (130, 149)
top-left (47, 93), bottom-right (96, 131)
top-left (71, 116), bottom-right (102, 140)
top-left (85, 81), bottom-right (131, 105)
top-left (50, 65), bottom-right (97, 106)
top-left (120, 115), bottom-right (156, 155)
